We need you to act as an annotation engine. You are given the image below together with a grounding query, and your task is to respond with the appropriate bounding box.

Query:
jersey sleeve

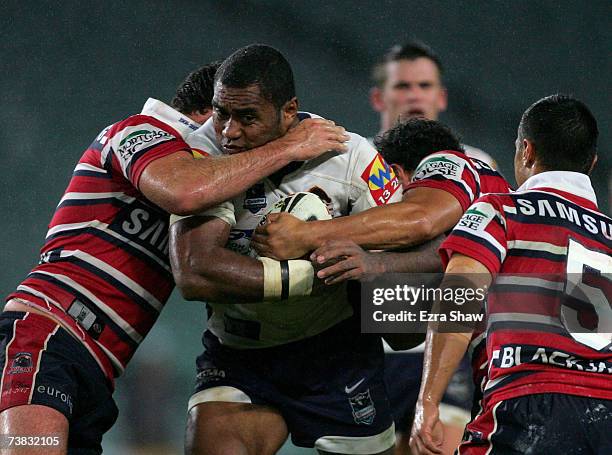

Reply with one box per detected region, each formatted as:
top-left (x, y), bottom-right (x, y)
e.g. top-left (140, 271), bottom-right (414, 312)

top-left (169, 200), bottom-right (237, 228)
top-left (439, 194), bottom-right (508, 274)
top-left (406, 151), bottom-right (481, 211)
top-left (348, 136), bottom-right (402, 214)
top-left (104, 115), bottom-right (191, 188)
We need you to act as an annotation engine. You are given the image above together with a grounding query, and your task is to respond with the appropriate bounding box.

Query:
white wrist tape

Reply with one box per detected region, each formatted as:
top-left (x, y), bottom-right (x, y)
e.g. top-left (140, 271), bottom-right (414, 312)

top-left (259, 257), bottom-right (315, 300)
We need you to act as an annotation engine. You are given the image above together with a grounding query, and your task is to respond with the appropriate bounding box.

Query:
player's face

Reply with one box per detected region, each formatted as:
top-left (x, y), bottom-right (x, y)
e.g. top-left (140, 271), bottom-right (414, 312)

top-left (212, 83), bottom-right (287, 154)
top-left (380, 58), bottom-right (447, 122)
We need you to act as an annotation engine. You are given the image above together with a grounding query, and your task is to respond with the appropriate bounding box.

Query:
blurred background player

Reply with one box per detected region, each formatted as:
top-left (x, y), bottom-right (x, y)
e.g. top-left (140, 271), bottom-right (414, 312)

top-left (170, 44), bottom-right (401, 455)
top-left (370, 41), bottom-right (497, 168)
top-left (0, 59), bottom-right (348, 453)
top-left (411, 94), bottom-right (611, 454)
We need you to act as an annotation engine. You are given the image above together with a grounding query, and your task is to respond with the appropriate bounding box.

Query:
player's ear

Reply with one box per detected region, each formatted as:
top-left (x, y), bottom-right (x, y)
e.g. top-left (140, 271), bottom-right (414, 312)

top-left (370, 87), bottom-right (385, 112)
top-left (438, 86), bottom-right (448, 112)
top-left (522, 138), bottom-right (537, 168)
top-left (281, 97), bottom-right (298, 126)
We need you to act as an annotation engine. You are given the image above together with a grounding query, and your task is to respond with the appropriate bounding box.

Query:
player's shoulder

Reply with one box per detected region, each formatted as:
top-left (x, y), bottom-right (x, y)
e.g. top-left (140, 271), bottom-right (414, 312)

top-left (186, 118), bottom-right (222, 157)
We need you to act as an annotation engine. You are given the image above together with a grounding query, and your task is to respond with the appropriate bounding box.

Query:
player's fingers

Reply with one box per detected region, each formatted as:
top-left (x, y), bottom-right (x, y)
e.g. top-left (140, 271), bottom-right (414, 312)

top-left (412, 434), bottom-right (440, 455)
top-left (317, 259), bottom-right (356, 279)
top-left (324, 269), bottom-right (357, 285)
top-left (420, 431), bottom-right (443, 454)
top-left (311, 241), bottom-right (359, 263)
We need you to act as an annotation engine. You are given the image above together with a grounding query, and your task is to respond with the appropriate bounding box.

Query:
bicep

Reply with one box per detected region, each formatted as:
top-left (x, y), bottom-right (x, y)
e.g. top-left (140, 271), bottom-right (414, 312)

top-left (139, 151), bottom-right (202, 214)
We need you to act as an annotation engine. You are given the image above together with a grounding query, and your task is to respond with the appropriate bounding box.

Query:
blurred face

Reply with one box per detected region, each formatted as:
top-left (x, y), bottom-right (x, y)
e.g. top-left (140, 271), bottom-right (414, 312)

top-left (377, 58), bottom-right (447, 122)
top-left (212, 82), bottom-right (288, 154)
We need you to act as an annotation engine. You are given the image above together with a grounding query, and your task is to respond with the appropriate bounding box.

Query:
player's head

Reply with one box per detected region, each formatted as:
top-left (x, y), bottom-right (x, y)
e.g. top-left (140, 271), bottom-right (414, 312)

top-left (212, 44), bottom-right (298, 154)
top-left (171, 61), bottom-right (221, 124)
top-left (376, 118), bottom-right (463, 186)
top-left (515, 94), bottom-right (598, 186)
top-left (371, 41), bottom-right (447, 132)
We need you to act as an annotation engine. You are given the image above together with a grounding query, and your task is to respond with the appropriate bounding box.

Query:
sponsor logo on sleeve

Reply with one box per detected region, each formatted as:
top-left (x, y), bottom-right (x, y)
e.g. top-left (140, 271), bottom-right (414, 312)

top-left (361, 154), bottom-right (400, 206)
top-left (459, 207), bottom-right (492, 231)
top-left (413, 155), bottom-right (464, 181)
top-left (117, 128), bottom-right (174, 160)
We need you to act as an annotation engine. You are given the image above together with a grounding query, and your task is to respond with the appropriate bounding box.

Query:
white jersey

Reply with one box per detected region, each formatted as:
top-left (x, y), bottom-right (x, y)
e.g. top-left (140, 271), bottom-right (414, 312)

top-left (183, 112), bottom-right (402, 348)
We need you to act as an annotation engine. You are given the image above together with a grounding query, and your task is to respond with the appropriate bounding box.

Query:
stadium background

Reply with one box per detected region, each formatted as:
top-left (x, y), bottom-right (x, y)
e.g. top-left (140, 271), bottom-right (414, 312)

top-left (1, 1), bottom-right (609, 453)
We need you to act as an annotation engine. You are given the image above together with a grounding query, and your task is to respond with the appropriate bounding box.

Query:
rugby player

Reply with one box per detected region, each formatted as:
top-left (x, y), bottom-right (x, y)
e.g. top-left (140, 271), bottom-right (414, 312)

top-left (369, 40), bottom-right (496, 167)
top-left (0, 62), bottom-right (349, 453)
top-left (307, 119), bottom-right (502, 455)
top-left (411, 94), bottom-right (611, 454)
top-left (169, 44), bottom-right (402, 455)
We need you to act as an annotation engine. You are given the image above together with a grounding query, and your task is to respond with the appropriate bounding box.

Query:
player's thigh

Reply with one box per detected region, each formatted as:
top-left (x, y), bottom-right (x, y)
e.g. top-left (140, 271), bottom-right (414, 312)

top-left (0, 404), bottom-right (68, 454)
top-left (185, 401), bottom-right (288, 455)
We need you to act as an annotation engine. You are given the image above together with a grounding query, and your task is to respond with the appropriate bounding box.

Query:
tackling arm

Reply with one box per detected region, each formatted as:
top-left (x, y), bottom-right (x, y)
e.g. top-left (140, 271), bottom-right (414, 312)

top-left (252, 187), bottom-right (462, 259)
top-left (141, 118), bottom-right (349, 216)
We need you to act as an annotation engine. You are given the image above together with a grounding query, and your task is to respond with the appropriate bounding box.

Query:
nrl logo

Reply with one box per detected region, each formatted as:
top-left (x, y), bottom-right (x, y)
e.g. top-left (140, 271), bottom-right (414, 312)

top-left (414, 156), bottom-right (461, 179)
top-left (117, 129), bottom-right (173, 160)
top-left (348, 389), bottom-right (376, 425)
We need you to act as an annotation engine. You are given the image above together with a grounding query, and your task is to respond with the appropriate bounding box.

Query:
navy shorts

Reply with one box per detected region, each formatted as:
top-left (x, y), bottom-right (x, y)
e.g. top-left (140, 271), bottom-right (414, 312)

top-left (0, 312), bottom-right (118, 455)
top-left (384, 352), bottom-right (474, 432)
top-left (459, 393), bottom-right (612, 454)
top-left (190, 317), bottom-right (395, 452)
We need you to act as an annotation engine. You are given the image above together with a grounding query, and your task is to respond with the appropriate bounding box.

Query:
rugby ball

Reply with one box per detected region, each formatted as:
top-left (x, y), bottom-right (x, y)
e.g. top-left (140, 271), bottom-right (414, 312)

top-left (259, 192), bottom-right (332, 225)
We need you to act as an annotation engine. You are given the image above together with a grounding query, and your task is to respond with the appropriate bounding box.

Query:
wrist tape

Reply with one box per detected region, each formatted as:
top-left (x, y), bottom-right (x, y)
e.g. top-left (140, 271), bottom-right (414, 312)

top-left (259, 257), bottom-right (315, 300)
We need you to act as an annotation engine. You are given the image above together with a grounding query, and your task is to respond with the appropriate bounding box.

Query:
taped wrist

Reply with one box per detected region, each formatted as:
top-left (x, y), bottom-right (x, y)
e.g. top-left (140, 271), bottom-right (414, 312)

top-left (259, 257), bottom-right (315, 300)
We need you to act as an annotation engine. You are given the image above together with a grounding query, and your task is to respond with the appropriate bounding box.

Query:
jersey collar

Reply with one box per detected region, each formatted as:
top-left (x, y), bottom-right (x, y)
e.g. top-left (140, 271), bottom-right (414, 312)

top-left (141, 98), bottom-right (201, 138)
top-left (517, 171), bottom-right (598, 207)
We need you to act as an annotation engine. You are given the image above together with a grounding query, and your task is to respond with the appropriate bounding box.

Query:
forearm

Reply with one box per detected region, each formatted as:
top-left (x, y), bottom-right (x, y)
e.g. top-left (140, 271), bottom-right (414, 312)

top-left (304, 202), bottom-right (435, 251)
top-left (418, 329), bottom-right (471, 405)
top-left (176, 246), bottom-right (265, 302)
top-left (377, 235), bottom-right (445, 273)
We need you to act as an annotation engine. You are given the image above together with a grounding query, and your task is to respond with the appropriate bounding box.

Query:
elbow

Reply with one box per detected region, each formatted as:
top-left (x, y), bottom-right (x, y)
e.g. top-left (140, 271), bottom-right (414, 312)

top-left (173, 263), bottom-right (216, 301)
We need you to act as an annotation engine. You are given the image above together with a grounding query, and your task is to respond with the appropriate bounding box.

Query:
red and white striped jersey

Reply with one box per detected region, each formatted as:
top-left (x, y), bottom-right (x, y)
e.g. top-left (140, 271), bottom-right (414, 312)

top-left (441, 171), bottom-right (612, 405)
top-left (405, 150), bottom-right (511, 210)
top-left (7, 99), bottom-right (199, 379)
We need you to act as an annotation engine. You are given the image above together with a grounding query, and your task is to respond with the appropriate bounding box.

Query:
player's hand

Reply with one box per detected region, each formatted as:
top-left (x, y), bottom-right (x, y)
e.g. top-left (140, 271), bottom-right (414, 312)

top-left (279, 118), bottom-right (350, 161)
top-left (410, 399), bottom-right (444, 455)
top-left (310, 240), bottom-right (385, 285)
top-left (251, 213), bottom-right (311, 260)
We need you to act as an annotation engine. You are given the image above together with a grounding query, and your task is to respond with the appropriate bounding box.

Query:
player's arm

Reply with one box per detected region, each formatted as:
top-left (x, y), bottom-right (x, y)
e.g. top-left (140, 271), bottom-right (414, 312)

top-left (311, 235), bottom-right (445, 285)
top-left (253, 186), bottom-right (462, 259)
top-left (410, 254), bottom-right (491, 455)
top-left (170, 215), bottom-right (265, 302)
top-left (141, 118), bottom-right (349, 215)
top-left (170, 210), bottom-right (318, 303)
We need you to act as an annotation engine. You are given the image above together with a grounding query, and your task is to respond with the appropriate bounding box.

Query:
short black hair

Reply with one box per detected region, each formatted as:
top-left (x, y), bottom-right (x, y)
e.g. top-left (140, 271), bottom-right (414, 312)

top-left (171, 61), bottom-right (221, 115)
top-left (372, 40), bottom-right (444, 88)
top-left (519, 94), bottom-right (598, 174)
top-left (375, 118), bottom-right (463, 172)
top-left (215, 44), bottom-right (296, 109)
